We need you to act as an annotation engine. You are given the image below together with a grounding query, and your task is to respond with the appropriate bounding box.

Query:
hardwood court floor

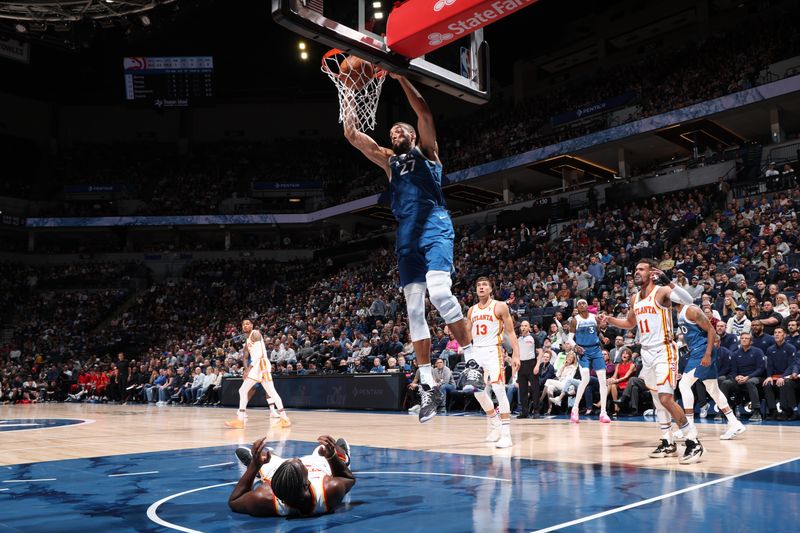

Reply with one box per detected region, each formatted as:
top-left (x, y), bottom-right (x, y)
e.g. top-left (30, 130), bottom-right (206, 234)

top-left (2, 403), bottom-right (799, 474)
top-left (1, 404), bottom-right (800, 532)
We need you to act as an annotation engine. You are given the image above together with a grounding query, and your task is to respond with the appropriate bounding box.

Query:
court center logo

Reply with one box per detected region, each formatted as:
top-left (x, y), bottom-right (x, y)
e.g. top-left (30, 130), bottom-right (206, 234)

top-left (428, 32), bottom-right (454, 46)
top-left (0, 418), bottom-right (94, 432)
top-left (434, 0), bottom-right (457, 11)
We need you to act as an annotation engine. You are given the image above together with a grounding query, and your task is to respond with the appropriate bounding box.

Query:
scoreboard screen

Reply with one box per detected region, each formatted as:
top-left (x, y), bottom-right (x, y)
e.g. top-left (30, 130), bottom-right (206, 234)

top-left (123, 56), bottom-right (214, 107)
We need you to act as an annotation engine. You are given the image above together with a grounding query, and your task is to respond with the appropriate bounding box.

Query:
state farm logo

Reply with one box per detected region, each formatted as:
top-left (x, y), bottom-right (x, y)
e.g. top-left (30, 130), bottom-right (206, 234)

top-left (434, 0), bottom-right (456, 12)
top-left (428, 31), bottom-right (454, 46)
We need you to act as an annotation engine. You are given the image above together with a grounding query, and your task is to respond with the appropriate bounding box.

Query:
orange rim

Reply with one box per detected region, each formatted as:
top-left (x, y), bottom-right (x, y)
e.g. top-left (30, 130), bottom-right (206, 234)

top-left (321, 48), bottom-right (386, 78)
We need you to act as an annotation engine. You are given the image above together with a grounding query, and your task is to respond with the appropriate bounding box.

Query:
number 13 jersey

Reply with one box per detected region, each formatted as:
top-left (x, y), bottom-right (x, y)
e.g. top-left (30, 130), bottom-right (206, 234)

top-left (468, 299), bottom-right (504, 348)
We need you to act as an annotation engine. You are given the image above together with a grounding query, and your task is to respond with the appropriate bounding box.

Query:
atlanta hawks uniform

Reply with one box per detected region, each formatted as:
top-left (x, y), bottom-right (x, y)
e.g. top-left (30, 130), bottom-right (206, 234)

top-left (259, 446), bottom-right (334, 516)
top-left (467, 299), bottom-right (505, 384)
top-left (632, 286), bottom-right (678, 393)
top-left (245, 331), bottom-right (273, 384)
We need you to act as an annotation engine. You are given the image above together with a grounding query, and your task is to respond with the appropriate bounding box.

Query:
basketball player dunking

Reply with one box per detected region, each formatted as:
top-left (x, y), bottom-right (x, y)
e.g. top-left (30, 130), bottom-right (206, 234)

top-left (344, 73), bottom-right (476, 423)
top-left (225, 319), bottom-right (290, 429)
top-left (467, 277), bottom-right (521, 448)
top-left (600, 259), bottom-right (704, 464)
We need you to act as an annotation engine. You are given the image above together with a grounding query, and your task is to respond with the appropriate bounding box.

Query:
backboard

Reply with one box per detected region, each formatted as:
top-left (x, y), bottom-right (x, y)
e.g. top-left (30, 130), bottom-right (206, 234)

top-left (271, 0), bottom-right (490, 103)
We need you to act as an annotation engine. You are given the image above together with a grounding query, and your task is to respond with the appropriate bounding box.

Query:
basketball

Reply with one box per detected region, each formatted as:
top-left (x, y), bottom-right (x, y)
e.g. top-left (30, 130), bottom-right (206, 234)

top-left (339, 55), bottom-right (374, 90)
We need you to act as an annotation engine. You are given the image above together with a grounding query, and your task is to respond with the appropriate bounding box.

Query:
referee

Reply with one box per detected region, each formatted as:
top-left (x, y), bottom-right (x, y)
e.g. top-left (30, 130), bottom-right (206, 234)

top-left (516, 321), bottom-right (538, 418)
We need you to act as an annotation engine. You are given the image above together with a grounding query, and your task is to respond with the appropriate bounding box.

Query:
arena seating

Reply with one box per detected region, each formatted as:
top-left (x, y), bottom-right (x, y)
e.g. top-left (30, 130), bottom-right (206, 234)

top-left (1, 20), bottom-right (799, 217)
top-left (3, 183), bottom-right (798, 422)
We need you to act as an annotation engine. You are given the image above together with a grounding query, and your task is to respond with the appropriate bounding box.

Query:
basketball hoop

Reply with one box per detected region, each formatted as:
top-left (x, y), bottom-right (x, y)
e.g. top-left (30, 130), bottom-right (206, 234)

top-left (321, 49), bottom-right (387, 132)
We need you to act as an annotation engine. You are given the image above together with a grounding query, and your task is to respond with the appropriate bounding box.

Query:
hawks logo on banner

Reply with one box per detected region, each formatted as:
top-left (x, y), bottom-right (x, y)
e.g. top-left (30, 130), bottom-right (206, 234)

top-left (387, 0), bottom-right (538, 59)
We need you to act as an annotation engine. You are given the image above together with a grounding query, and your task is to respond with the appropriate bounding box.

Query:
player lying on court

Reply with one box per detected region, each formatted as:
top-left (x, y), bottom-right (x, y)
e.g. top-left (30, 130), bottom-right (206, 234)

top-left (343, 71), bottom-right (475, 423)
top-left (225, 319), bottom-right (290, 429)
top-left (229, 435), bottom-right (354, 517)
top-left (600, 259), bottom-right (704, 464)
top-left (467, 277), bottom-right (520, 448)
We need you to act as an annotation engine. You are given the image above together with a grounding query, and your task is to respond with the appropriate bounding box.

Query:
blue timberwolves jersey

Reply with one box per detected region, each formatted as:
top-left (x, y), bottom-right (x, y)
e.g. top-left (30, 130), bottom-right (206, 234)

top-left (388, 147), bottom-right (447, 225)
top-left (677, 305), bottom-right (709, 359)
top-left (575, 313), bottom-right (601, 348)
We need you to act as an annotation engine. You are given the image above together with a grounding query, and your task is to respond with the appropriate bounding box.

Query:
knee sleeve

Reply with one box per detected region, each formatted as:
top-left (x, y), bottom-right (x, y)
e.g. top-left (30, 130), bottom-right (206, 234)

top-left (679, 371), bottom-right (696, 409)
top-left (404, 282), bottom-right (430, 342)
top-left (264, 381), bottom-right (284, 410)
top-left (425, 270), bottom-right (463, 324)
top-left (703, 379), bottom-right (729, 410)
top-left (492, 383), bottom-right (510, 414)
top-left (475, 388), bottom-right (495, 412)
top-left (650, 392), bottom-right (671, 423)
top-left (238, 379), bottom-right (255, 410)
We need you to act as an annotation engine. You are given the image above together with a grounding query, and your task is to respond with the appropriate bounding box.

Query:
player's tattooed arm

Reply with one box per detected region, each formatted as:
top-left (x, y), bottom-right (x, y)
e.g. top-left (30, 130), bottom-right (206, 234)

top-left (250, 330), bottom-right (262, 342)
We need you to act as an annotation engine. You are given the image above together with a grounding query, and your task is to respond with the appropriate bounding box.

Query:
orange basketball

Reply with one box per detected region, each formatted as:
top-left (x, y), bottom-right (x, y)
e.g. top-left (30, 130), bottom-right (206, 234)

top-left (339, 55), bottom-right (374, 90)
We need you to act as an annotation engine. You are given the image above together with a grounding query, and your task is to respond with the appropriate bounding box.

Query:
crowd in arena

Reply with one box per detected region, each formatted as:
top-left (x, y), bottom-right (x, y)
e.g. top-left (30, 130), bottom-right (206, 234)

top-left (2, 181), bottom-right (799, 423)
top-left (2, 17), bottom-right (799, 220)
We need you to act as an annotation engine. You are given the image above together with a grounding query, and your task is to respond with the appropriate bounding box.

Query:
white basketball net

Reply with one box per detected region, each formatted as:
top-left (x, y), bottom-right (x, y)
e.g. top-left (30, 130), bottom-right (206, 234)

top-left (321, 50), bottom-right (387, 132)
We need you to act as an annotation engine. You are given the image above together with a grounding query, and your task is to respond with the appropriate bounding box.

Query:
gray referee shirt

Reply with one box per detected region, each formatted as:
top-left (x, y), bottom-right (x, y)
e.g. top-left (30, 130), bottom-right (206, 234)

top-left (518, 334), bottom-right (536, 361)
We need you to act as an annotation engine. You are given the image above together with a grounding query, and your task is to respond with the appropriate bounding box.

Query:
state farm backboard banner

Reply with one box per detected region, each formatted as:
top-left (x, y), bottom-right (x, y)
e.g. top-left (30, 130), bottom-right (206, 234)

top-left (386, 0), bottom-right (538, 59)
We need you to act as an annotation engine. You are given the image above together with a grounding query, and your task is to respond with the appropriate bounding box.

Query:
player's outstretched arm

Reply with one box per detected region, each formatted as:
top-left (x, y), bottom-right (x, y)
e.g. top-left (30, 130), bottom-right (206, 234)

top-left (342, 108), bottom-right (392, 178)
top-left (391, 74), bottom-right (439, 162)
top-left (603, 303), bottom-right (636, 330)
top-left (228, 438), bottom-right (278, 517)
top-left (650, 267), bottom-right (693, 307)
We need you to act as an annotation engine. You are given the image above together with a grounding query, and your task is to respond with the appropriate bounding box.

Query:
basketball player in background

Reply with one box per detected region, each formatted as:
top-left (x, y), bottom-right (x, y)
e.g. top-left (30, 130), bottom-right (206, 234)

top-left (225, 319), bottom-right (290, 429)
top-left (675, 302), bottom-right (745, 442)
top-left (567, 299), bottom-right (611, 424)
top-left (600, 259), bottom-right (704, 464)
top-left (343, 72), bottom-right (475, 423)
top-left (467, 277), bottom-right (521, 448)
top-left (229, 435), bottom-right (354, 517)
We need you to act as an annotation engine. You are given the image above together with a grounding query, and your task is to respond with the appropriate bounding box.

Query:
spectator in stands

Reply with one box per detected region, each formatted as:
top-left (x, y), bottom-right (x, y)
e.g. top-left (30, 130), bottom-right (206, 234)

top-left (750, 320), bottom-right (776, 353)
top-left (370, 358), bottom-right (385, 374)
top-left (184, 367), bottom-right (205, 403)
top-left (717, 320), bottom-right (739, 352)
top-left (727, 304), bottom-right (751, 340)
top-left (763, 327), bottom-right (798, 420)
top-left (544, 353), bottom-right (578, 414)
top-left (194, 367), bottom-right (217, 405)
top-left (607, 349), bottom-right (636, 417)
top-left (609, 336), bottom-right (626, 364)
top-left (433, 358), bottom-right (454, 413)
top-left (440, 328), bottom-right (463, 369)
top-left (722, 332), bottom-right (766, 421)
top-left (758, 301), bottom-right (784, 334)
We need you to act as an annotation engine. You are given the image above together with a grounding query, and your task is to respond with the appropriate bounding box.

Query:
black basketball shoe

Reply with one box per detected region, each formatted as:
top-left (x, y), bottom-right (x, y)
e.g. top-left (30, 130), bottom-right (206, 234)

top-left (648, 439), bottom-right (678, 458)
top-left (679, 438), bottom-right (704, 465)
top-left (461, 359), bottom-right (485, 393)
top-left (419, 384), bottom-right (440, 423)
top-left (235, 446), bottom-right (253, 468)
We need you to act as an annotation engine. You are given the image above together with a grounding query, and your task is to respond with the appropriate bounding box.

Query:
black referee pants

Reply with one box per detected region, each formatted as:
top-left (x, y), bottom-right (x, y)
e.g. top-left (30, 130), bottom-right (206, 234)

top-left (517, 359), bottom-right (539, 415)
